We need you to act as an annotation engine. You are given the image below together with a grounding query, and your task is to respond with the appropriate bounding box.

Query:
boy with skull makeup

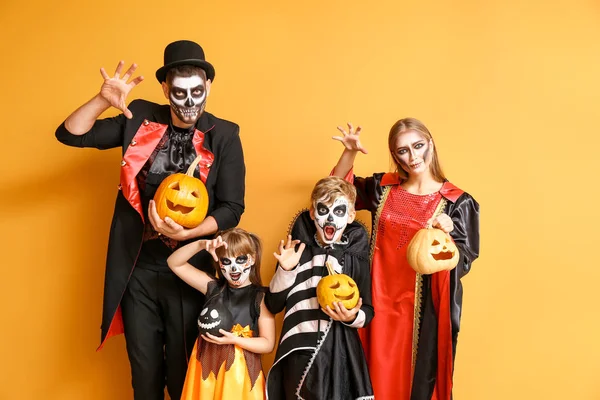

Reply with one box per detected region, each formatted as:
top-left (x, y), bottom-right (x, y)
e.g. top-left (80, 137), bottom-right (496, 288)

top-left (265, 176), bottom-right (374, 400)
top-left (55, 40), bottom-right (245, 400)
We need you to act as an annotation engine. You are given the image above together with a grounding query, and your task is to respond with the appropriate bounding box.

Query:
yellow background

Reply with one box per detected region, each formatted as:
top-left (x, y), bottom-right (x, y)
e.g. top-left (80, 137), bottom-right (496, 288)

top-left (1, 0), bottom-right (599, 399)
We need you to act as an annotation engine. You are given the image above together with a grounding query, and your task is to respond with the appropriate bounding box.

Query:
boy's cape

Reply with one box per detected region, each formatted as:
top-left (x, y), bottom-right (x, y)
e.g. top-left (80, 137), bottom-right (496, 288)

top-left (266, 209), bottom-right (374, 400)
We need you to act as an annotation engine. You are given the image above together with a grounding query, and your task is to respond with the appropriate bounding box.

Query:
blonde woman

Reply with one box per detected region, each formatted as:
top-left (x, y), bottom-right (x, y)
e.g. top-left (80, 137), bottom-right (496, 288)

top-left (331, 118), bottom-right (480, 400)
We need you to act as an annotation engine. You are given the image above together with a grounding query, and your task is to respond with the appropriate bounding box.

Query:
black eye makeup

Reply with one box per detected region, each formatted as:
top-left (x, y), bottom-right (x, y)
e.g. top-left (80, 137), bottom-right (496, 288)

top-left (220, 258), bottom-right (232, 265)
top-left (170, 87), bottom-right (187, 99)
top-left (317, 202), bottom-right (330, 216)
top-left (333, 205), bottom-right (347, 217)
top-left (235, 255), bottom-right (249, 264)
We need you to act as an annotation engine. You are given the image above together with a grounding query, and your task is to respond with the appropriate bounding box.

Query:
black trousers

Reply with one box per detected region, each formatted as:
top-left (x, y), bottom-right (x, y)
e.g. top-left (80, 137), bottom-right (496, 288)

top-left (121, 266), bottom-right (204, 400)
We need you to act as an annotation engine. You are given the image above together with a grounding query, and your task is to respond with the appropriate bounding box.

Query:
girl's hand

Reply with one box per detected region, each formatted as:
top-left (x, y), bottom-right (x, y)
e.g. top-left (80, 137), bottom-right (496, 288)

top-left (322, 298), bottom-right (363, 322)
top-left (201, 330), bottom-right (239, 345)
top-left (205, 236), bottom-right (228, 262)
top-left (332, 122), bottom-right (368, 154)
top-left (431, 213), bottom-right (454, 233)
top-left (273, 235), bottom-right (306, 271)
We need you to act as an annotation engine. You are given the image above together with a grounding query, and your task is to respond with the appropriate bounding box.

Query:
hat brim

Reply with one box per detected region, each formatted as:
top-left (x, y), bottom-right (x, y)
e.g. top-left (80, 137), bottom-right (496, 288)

top-left (155, 59), bottom-right (215, 83)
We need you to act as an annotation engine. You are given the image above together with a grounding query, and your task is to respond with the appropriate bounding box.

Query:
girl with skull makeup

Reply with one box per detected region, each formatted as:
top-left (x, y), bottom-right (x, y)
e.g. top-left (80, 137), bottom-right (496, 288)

top-left (331, 118), bottom-right (480, 400)
top-left (166, 227), bottom-right (275, 400)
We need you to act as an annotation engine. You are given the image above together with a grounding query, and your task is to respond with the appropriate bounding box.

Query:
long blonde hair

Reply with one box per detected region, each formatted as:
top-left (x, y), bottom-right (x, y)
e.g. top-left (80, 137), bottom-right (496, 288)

top-left (387, 117), bottom-right (446, 182)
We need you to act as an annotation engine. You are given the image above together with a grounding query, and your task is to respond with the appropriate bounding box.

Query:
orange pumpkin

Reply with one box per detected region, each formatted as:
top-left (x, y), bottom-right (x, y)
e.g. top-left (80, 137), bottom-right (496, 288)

top-left (317, 262), bottom-right (360, 310)
top-left (153, 154), bottom-right (209, 228)
top-left (406, 228), bottom-right (459, 275)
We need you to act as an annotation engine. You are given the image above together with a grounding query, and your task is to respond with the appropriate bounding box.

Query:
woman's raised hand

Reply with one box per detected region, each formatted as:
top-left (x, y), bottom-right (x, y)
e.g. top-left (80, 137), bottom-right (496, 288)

top-left (99, 60), bottom-right (144, 119)
top-left (333, 123), bottom-right (368, 154)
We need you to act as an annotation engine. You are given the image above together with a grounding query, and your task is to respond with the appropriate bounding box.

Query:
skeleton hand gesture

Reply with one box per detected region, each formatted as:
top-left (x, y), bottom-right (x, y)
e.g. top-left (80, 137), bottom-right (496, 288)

top-left (99, 60), bottom-right (144, 119)
top-left (205, 236), bottom-right (228, 262)
top-left (332, 123), bottom-right (368, 154)
top-left (274, 235), bottom-right (306, 271)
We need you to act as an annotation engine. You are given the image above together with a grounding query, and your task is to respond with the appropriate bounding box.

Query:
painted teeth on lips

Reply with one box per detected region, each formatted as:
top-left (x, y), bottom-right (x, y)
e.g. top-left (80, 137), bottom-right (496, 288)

top-left (410, 161), bottom-right (422, 168)
top-left (178, 108), bottom-right (199, 115)
top-left (199, 320), bottom-right (221, 329)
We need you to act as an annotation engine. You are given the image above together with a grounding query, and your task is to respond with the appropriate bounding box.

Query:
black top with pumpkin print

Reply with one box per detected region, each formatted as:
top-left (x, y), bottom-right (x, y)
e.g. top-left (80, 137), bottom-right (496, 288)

top-left (137, 124), bottom-right (199, 269)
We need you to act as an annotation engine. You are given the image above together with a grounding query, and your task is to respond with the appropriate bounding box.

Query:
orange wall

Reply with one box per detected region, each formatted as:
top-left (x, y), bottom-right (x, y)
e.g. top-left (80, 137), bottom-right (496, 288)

top-left (1, 0), bottom-right (599, 399)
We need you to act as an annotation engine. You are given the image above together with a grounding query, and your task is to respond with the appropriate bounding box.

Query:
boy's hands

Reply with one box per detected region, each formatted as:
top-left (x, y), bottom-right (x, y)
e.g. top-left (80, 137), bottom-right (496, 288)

top-left (274, 235), bottom-right (306, 271)
top-left (322, 298), bottom-right (363, 323)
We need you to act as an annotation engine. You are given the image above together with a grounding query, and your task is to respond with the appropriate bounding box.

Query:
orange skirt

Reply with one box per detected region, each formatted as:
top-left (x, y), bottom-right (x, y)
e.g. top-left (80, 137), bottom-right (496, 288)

top-left (181, 338), bottom-right (265, 400)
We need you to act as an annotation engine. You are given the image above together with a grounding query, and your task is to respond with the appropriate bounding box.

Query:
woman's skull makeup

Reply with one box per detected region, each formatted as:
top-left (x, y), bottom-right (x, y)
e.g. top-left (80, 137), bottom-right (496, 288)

top-left (313, 197), bottom-right (352, 244)
top-left (394, 131), bottom-right (432, 175)
top-left (219, 254), bottom-right (254, 287)
top-left (169, 74), bottom-right (207, 124)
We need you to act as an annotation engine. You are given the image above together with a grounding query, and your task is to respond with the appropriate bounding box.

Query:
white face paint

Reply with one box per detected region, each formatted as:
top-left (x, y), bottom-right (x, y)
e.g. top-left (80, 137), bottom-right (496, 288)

top-left (314, 197), bottom-right (351, 244)
top-left (169, 75), bottom-right (207, 124)
top-left (219, 254), bottom-right (254, 287)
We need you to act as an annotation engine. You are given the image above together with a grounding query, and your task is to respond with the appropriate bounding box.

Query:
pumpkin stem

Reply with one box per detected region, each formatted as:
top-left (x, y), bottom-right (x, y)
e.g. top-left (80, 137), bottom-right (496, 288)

top-left (186, 154), bottom-right (203, 176)
top-left (325, 261), bottom-right (336, 276)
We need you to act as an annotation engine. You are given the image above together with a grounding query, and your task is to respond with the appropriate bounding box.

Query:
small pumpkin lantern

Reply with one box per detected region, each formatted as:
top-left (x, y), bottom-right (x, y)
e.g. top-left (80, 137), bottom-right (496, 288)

top-left (317, 261), bottom-right (360, 310)
top-left (153, 154), bottom-right (209, 228)
top-left (198, 301), bottom-right (234, 337)
top-left (406, 228), bottom-right (459, 275)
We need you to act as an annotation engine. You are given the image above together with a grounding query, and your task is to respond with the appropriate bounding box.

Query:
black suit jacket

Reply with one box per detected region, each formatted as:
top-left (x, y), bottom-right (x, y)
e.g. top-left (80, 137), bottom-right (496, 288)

top-left (56, 99), bottom-right (245, 347)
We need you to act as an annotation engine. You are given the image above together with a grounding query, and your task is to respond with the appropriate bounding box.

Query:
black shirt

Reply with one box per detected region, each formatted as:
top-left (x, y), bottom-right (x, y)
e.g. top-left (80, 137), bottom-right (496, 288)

top-left (137, 123), bottom-right (200, 269)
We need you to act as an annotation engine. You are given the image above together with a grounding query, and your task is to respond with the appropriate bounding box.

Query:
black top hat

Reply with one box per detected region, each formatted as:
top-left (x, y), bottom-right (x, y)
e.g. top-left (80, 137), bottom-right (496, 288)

top-left (155, 40), bottom-right (216, 83)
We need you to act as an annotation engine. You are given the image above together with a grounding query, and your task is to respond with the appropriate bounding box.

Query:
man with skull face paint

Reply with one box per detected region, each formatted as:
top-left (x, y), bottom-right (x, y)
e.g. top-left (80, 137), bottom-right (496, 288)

top-left (265, 177), bottom-right (374, 400)
top-left (55, 40), bottom-right (246, 400)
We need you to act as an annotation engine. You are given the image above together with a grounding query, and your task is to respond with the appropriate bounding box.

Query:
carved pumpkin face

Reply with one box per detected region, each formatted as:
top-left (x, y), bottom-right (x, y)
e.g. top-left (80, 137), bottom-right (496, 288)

top-left (154, 172), bottom-right (209, 228)
top-left (198, 302), bottom-right (234, 337)
top-left (317, 273), bottom-right (360, 310)
top-left (406, 228), bottom-right (459, 275)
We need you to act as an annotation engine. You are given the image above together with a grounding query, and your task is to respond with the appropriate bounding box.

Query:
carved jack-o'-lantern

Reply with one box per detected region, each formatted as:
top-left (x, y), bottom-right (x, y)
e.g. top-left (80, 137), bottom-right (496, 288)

top-left (198, 301), bottom-right (234, 337)
top-left (406, 228), bottom-right (459, 275)
top-left (153, 154), bottom-right (209, 228)
top-left (317, 262), bottom-right (360, 310)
